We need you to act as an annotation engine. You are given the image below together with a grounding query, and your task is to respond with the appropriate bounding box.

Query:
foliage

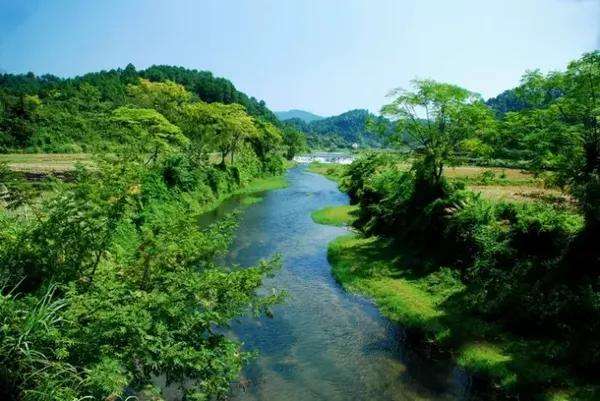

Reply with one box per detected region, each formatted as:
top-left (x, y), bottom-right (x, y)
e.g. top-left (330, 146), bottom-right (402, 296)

top-left (335, 53), bottom-right (600, 395)
top-left (181, 101), bottom-right (257, 165)
top-left (111, 106), bottom-right (189, 159)
top-left (485, 88), bottom-right (530, 116)
top-left (0, 153), bottom-right (284, 401)
top-left (0, 63), bottom-right (289, 400)
top-left (282, 109), bottom-right (391, 150)
top-left (281, 126), bottom-right (307, 160)
top-left (381, 79), bottom-right (496, 192)
top-left (0, 64), bottom-right (279, 152)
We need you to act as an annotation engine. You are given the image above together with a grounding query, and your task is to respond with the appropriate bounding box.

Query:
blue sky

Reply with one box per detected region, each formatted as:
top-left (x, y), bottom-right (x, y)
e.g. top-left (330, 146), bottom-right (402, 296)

top-left (1, 0), bottom-right (598, 116)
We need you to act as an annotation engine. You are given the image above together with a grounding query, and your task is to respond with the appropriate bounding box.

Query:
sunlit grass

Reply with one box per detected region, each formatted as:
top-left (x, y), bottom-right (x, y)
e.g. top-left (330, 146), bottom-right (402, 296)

top-left (240, 195), bottom-right (263, 206)
top-left (326, 233), bottom-right (590, 399)
top-left (445, 165), bottom-right (531, 180)
top-left (307, 162), bottom-right (347, 184)
top-left (311, 205), bottom-right (357, 226)
top-left (237, 175), bottom-right (288, 194)
top-left (0, 153), bottom-right (92, 172)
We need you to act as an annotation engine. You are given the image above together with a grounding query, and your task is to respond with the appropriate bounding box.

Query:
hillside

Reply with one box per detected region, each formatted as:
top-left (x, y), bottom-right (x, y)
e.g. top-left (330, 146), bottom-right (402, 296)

top-left (486, 89), bottom-right (529, 115)
top-left (282, 109), bottom-right (391, 150)
top-left (275, 109), bottom-right (323, 123)
top-left (0, 64), bottom-right (279, 152)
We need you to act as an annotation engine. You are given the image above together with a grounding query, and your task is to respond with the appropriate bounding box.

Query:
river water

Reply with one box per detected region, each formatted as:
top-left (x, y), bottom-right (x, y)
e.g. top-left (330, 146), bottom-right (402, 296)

top-left (215, 165), bottom-right (469, 401)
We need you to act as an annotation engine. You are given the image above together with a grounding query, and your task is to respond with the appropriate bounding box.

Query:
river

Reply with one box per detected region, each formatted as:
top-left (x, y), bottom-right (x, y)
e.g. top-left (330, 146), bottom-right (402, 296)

top-left (209, 165), bottom-right (470, 401)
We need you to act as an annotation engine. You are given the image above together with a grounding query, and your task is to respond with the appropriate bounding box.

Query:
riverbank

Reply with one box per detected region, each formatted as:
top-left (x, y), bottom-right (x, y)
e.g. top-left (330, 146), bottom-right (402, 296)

top-left (311, 203), bottom-right (597, 401)
top-left (226, 165), bottom-right (470, 401)
top-left (310, 204), bottom-right (357, 226)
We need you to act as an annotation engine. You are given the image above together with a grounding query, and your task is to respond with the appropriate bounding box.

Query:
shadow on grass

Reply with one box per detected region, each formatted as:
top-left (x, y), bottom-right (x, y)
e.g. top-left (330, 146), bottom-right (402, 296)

top-left (328, 234), bottom-right (593, 400)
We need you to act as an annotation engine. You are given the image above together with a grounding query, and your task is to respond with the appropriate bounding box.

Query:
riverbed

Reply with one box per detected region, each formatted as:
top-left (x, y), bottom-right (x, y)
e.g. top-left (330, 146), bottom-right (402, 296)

top-left (218, 165), bottom-right (469, 401)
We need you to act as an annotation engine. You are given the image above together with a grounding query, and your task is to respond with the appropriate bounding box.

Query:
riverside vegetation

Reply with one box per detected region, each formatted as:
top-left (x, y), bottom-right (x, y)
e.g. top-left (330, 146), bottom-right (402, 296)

top-left (312, 52), bottom-right (600, 400)
top-left (0, 65), bottom-right (304, 400)
top-left (1, 50), bottom-right (599, 400)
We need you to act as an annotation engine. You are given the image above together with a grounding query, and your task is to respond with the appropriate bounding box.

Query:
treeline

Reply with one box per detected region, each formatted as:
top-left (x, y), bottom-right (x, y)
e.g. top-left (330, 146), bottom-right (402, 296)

top-left (339, 52), bottom-right (599, 397)
top-left (0, 69), bottom-right (296, 400)
top-left (0, 64), bottom-right (286, 152)
top-left (281, 109), bottom-right (390, 150)
top-left (443, 70), bottom-right (577, 170)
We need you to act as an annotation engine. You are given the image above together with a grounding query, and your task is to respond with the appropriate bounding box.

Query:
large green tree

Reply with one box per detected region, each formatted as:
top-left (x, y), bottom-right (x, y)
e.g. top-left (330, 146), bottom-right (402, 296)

top-left (181, 102), bottom-right (256, 165)
top-left (516, 52), bottom-right (600, 229)
top-left (381, 79), bottom-right (495, 189)
top-left (281, 126), bottom-right (306, 160)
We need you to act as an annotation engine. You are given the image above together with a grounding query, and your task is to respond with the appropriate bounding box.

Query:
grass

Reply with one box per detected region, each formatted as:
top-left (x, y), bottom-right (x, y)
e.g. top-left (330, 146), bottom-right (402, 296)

top-left (0, 153), bottom-right (92, 173)
top-left (236, 175), bottom-right (288, 194)
top-left (445, 165), bottom-right (532, 180)
top-left (307, 162), bottom-right (347, 184)
top-left (198, 174), bottom-right (288, 215)
top-left (326, 233), bottom-right (595, 400)
top-left (469, 184), bottom-right (573, 205)
top-left (240, 195), bottom-right (263, 206)
top-left (311, 204), bottom-right (358, 226)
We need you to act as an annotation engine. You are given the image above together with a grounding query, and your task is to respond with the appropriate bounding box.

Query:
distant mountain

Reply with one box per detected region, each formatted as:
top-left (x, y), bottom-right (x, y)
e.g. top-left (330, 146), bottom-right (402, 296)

top-left (275, 109), bottom-right (324, 123)
top-left (281, 109), bottom-right (392, 150)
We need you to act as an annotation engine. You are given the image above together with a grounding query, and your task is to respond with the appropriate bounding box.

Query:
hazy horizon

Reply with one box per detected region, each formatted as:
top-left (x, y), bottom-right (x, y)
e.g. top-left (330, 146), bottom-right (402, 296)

top-left (1, 0), bottom-right (598, 115)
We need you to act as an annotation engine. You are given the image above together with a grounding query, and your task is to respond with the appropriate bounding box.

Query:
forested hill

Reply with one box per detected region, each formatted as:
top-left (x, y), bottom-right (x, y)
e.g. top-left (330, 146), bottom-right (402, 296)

top-left (275, 109), bottom-right (323, 123)
top-left (140, 65), bottom-right (277, 122)
top-left (281, 109), bottom-right (390, 149)
top-left (485, 85), bottom-right (562, 116)
top-left (486, 89), bottom-right (529, 115)
top-left (0, 64), bottom-right (278, 151)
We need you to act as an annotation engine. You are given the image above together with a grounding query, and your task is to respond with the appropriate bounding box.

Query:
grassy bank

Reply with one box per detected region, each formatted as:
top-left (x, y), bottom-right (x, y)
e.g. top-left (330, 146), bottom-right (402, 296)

top-left (308, 162), bottom-right (593, 400)
top-left (327, 234), bottom-right (597, 401)
top-left (311, 204), bottom-right (358, 226)
top-left (236, 175), bottom-right (288, 195)
top-left (307, 162), bottom-right (347, 183)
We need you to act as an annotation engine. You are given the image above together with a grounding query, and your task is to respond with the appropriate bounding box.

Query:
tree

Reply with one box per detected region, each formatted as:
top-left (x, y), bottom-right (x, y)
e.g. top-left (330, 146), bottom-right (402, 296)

top-left (127, 78), bottom-right (192, 122)
top-left (282, 126), bottom-right (307, 160)
top-left (111, 106), bottom-right (189, 162)
top-left (381, 79), bottom-right (495, 190)
top-left (181, 102), bottom-right (256, 166)
top-left (518, 52), bottom-right (600, 229)
top-left (251, 119), bottom-right (283, 161)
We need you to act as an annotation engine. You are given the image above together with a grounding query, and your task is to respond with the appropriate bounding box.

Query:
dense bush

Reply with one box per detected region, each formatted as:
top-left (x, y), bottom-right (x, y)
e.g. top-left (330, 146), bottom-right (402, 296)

top-left (0, 151), bottom-right (284, 401)
top-left (343, 152), bottom-right (598, 377)
top-left (0, 63), bottom-right (292, 400)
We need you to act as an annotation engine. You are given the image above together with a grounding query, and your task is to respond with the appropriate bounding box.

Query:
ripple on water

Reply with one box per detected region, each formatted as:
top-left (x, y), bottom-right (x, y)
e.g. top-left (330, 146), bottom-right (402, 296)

top-left (208, 166), bottom-right (470, 401)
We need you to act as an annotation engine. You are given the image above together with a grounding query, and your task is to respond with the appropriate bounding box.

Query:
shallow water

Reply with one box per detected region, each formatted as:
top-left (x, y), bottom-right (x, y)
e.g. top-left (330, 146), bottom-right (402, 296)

top-left (209, 165), bottom-right (471, 401)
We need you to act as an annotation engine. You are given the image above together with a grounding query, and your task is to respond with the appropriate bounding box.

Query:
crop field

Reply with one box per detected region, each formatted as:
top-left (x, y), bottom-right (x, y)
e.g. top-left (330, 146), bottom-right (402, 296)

top-left (0, 153), bottom-right (92, 173)
top-left (309, 161), bottom-right (573, 206)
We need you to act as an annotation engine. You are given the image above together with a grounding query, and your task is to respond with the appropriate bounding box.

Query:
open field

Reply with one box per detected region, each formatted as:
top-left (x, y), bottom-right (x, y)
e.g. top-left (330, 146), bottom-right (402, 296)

top-left (0, 153), bottom-right (93, 173)
top-left (445, 165), bottom-right (533, 180)
top-left (308, 161), bottom-right (573, 206)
